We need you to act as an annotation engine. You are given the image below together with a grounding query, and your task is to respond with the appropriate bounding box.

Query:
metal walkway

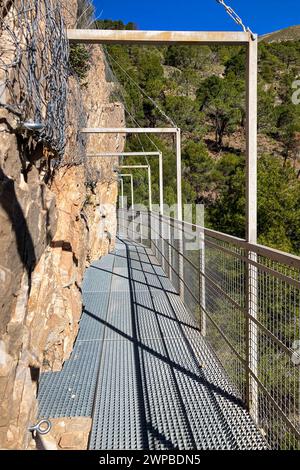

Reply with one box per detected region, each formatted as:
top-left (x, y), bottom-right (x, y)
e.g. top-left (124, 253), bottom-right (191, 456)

top-left (38, 237), bottom-right (267, 450)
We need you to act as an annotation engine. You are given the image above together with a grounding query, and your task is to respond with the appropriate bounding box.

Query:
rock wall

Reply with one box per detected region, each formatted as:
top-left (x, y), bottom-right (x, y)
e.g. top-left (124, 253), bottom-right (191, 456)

top-left (37, 417), bottom-right (92, 450)
top-left (0, 2), bottom-right (124, 449)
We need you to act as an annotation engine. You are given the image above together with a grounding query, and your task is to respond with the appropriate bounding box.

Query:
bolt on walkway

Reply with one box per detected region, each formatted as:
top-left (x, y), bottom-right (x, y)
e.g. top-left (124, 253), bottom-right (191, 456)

top-left (38, 237), bottom-right (267, 450)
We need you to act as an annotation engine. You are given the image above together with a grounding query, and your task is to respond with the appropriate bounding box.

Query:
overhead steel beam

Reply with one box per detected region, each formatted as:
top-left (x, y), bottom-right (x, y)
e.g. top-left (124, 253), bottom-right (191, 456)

top-left (119, 165), bottom-right (149, 169)
top-left (87, 152), bottom-right (160, 157)
top-left (67, 29), bottom-right (251, 45)
top-left (82, 127), bottom-right (178, 134)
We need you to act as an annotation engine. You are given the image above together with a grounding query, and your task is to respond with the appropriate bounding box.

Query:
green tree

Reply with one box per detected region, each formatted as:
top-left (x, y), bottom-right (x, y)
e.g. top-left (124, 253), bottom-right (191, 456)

top-left (207, 153), bottom-right (300, 255)
top-left (225, 48), bottom-right (246, 78)
top-left (268, 41), bottom-right (300, 71)
top-left (95, 19), bottom-right (137, 30)
top-left (258, 43), bottom-right (283, 82)
top-left (257, 83), bottom-right (277, 134)
top-left (207, 153), bottom-right (245, 237)
top-left (275, 104), bottom-right (300, 165)
top-left (100, 19), bottom-right (300, 258)
top-left (164, 95), bottom-right (206, 133)
top-left (197, 75), bottom-right (244, 148)
top-left (173, 68), bottom-right (203, 97)
top-left (182, 141), bottom-right (218, 200)
top-left (165, 45), bottom-right (211, 70)
top-left (257, 154), bottom-right (300, 254)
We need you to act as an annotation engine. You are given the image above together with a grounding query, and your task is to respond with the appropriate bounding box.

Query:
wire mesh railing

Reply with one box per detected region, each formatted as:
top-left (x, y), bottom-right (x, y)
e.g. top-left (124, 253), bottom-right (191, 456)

top-left (117, 208), bottom-right (300, 450)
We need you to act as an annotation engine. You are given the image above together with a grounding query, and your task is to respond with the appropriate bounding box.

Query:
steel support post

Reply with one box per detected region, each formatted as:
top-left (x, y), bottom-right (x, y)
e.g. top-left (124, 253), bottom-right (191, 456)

top-left (176, 128), bottom-right (184, 299)
top-left (119, 174), bottom-right (134, 239)
top-left (119, 178), bottom-right (125, 236)
top-left (159, 152), bottom-right (164, 216)
top-left (168, 217), bottom-right (172, 280)
top-left (120, 178), bottom-right (124, 209)
top-left (245, 36), bottom-right (258, 424)
top-left (148, 165), bottom-right (153, 212)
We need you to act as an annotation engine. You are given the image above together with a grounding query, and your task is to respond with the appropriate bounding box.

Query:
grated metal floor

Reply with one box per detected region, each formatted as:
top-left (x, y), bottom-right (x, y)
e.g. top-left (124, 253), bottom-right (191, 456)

top-left (38, 237), bottom-right (267, 450)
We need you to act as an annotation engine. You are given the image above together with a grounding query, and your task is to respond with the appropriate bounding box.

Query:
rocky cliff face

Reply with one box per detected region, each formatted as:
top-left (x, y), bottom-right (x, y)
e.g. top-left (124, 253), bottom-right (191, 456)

top-left (0, 2), bottom-right (124, 449)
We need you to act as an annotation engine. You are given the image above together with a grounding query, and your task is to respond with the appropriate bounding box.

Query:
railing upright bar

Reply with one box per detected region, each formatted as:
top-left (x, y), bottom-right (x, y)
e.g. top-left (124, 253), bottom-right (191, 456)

top-left (168, 216), bottom-right (172, 280)
top-left (159, 213), bottom-right (164, 268)
top-left (246, 252), bottom-right (259, 423)
top-left (178, 222), bottom-right (184, 300)
top-left (200, 227), bottom-right (206, 337)
top-left (159, 152), bottom-right (164, 215)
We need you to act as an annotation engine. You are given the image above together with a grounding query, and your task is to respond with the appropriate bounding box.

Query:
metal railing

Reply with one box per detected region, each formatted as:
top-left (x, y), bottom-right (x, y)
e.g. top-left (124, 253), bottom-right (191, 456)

top-left (117, 209), bottom-right (300, 450)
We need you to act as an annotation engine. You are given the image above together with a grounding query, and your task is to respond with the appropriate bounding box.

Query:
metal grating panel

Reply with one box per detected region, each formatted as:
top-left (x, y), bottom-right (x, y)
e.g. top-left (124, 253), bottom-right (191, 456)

top-left (38, 252), bottom-right (115, 418)
top-left (114, 255), bottom-right (128, 268)
top-left (82, 269), bottom-right (112, 293)
top-left (38, 340), bottom-right (103, 418)
top-left (111, 268), bottom-right (130, 293)
top-left (77, 293), bottom-right (110, 341)
top-left (89, 340), bottom-right (142, 450)
top-left (38, 236), bottom-right (267, 450)
top-left (105, 292), bottom-right (133, 339)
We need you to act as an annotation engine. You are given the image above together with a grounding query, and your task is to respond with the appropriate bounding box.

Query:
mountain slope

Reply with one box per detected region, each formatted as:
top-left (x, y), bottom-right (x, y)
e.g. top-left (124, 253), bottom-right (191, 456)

top-left (260, 25), bottom-right (300, 43)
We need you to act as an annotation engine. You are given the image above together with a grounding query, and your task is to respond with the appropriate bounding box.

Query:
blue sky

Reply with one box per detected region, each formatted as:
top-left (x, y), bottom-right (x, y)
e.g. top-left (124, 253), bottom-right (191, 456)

top-left (93, 0), bottom-right (300, 36)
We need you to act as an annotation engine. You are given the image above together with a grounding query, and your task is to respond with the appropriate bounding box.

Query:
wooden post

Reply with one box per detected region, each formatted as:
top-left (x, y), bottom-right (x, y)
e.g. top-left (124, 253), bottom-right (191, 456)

top-left (245, 36), bottom-right (258, 424)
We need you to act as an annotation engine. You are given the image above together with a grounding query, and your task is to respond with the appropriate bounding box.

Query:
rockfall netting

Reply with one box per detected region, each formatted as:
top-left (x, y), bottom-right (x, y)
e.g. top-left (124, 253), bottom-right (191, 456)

top-left (0, 0), bottom-right (70, 157)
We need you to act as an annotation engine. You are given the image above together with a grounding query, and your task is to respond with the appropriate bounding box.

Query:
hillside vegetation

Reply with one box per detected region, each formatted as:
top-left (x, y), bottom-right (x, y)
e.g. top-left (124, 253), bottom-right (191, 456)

top-left (260, 25), bottom-right (300, 43)
top-left (96, 20), bottom-right (300, 255)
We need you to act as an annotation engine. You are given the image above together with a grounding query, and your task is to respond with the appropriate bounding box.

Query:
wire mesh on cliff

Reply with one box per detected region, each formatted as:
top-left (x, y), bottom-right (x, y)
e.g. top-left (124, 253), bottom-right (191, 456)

top-left (0, 0), bottom-right (69, 157)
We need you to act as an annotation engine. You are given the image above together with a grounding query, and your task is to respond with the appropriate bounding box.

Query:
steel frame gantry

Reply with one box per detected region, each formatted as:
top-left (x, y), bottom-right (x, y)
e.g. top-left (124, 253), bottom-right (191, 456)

top-left (117, 165), bottom-right (152, 212)
top-left (87, 152), bottom-right (162, 214)
top-left (70, 28), bottom-right (258, 423)
top-left (85, 130), bottom-right (181, 219)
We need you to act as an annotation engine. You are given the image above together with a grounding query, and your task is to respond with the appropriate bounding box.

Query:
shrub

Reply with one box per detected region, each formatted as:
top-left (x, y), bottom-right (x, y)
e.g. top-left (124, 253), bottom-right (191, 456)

top-left (69, 44), bottom-right (91, 81)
